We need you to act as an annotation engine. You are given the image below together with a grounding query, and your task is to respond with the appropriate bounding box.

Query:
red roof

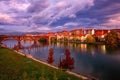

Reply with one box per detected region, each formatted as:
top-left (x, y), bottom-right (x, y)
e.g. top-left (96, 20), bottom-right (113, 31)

top-left (62, 30), bottom-right (68, 32)
top-left (74, 34), bottom-right (85, 37)
top-left (47, 32), bottom-right (53, 34)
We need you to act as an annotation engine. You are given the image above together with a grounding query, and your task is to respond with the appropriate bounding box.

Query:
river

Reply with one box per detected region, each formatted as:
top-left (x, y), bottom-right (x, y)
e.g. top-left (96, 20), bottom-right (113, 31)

top-left (2, 39), bottom-right (120, 80)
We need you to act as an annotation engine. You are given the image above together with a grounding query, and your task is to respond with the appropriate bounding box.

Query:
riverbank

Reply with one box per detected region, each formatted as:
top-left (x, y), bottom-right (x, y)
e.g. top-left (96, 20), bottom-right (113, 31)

top-left (16, 50), bottom-right (90, 80)
top-left (0, 47), bottom-right (84, 80)
top-left (51, 41), bottom-right (105, 45)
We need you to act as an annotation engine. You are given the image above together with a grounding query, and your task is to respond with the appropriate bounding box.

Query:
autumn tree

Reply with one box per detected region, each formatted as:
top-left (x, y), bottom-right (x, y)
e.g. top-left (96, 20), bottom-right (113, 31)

top-left (85, 34), bottom-right (96, 44)
top-left (47, 48), bottom-right (54, 64)
top-left (39, 38), bottom-right (47, 43)
top-left (58, 49), bottom-right (74, 70)
top-left (105, 30), bottom-right (118, 47)
top-left (64, 37), bottom-right (68, 41)
top-left (51, 37), bottom-right (57, 42)
top-left (0, 35), bottom-right (4, 47)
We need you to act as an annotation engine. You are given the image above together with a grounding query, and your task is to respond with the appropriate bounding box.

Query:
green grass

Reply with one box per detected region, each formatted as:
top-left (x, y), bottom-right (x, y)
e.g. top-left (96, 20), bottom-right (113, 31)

top-left (0, 48), bottom-right (82, 80)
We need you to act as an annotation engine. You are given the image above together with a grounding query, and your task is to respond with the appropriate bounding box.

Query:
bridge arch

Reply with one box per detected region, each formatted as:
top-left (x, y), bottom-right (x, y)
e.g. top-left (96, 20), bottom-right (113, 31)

top-left (2, 38), bottom-right (19, 42)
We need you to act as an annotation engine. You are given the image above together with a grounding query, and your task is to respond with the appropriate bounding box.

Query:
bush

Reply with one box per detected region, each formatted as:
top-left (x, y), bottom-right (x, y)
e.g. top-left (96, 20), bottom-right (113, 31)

top-left (85, 35), bottom-right (96, 44)
top-left (51, 37), bottom-right (57, 42)
top-left (39, 38), bottom-right (47, 43)
top-left (105, 31), bottom-right (119, 47)
top-left (64, 37), bottom-right (68, 41)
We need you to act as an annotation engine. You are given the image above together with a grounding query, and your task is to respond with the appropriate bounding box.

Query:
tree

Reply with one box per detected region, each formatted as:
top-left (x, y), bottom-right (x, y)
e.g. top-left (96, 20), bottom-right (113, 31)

top-left (38, 38), bottom-right (47, 43)
top-left (47, 48), bottom-right (54, 64)
top-left (85, 34), bottom-right (96, 44)
top-left (105, 30), bottom-right (118, 47)
top-left (58, 38), bottom-right (64, 41)
top-left (58, 49), bottom-right (74, 70)
top-left (0, 35), bottom-right (4, 47)
top-left (64, 37), bottom-right (68, 41)
top-left (51, 37), bottom-right (57, 42)
top-left (71, 37), bottom-right (79, 42)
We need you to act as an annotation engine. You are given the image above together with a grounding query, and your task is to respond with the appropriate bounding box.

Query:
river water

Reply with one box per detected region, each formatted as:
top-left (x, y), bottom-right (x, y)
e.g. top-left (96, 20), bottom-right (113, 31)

top-left (2, 39), bottom-right (120, 80)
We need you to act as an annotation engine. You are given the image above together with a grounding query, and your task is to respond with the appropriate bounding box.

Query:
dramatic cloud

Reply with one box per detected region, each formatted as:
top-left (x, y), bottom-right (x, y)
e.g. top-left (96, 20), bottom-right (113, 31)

top-left (0, 13), bottom-right (13, 23)
top-left (32, 0), bottom-right (94, 25)
top-left (101, 13), bottom-right (120, 29)
top-left (0, 0), bottom-right (120, 33)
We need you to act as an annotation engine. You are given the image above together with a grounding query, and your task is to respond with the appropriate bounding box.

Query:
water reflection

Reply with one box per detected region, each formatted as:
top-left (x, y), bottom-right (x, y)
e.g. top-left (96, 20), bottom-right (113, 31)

top-left (47, 48), bottom-right (54, 64)
top-left (21, 40), bottom-right (34, 47)
top-left (79, 44), bottom-right (87, 52)
top-left (58, 49), bottom-right (74, 70)
top-left (98, 45), bottom-right (106, 54)
top-left (51, 42), bottom-right (107, 55)
top-left (2, 39), bottom-right (18, 48)
top-left (2, 40), bottom-right (108, 56)
top-left (87, 45), bottom-right (96, 55)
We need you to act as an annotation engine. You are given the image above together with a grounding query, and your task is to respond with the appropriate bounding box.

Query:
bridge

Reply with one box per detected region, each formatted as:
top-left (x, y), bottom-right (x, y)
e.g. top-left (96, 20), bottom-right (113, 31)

top-left (0, 34), bottom-right (56, 44)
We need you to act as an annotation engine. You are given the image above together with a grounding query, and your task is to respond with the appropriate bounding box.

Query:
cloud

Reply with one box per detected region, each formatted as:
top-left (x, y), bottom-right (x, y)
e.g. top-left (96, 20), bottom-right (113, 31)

top-left (37, 27), bottom-right (51, 31)
top-left (64, 22), bottom-right (79, 27)
top-left (0, 0), bottom-right (120, 33)
top-left (55, 26), bottom-right (65, 29)
top-left (69, 14), bottom-right (76, 18)
top-left (101, 13), bottom-right (120, 28)
top-left (0, 27), bottom-right (16, 34)
top-left (28, 23), bottom-right (52, 32)
top-left (0, 13), bottom-right (14, 23)
top-left (0, 0), bottom-right (32, 26)
top-left (53, 22), bottom-right (81, 31)
top-left (27, 0), bottom-right (50, 13)
top-left (0, 0), bottom-right (30, 13)
top-left (9, 0), bottom-right (30, 11)
top-left (31, 0), bottom-right (94, 25)
top-left (75, 0), bottom-right (120, 29)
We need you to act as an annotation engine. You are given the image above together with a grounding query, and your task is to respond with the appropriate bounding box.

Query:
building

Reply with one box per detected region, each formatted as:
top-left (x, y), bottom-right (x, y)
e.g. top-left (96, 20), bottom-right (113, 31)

top-left (43, 28), bottom-right (120, 42)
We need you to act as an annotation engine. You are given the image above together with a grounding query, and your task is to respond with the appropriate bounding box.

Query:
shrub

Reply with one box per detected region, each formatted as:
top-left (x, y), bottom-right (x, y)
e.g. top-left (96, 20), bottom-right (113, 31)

top-left (105, 31), bottom-right (119, 47)
top-left (85, 35), bottom-right (96, 44)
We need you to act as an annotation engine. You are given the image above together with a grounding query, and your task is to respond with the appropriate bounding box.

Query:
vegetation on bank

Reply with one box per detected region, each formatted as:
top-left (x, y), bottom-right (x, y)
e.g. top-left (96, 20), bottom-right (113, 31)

top-left (0, 48), bottom-right (82, 80)
top-left (51, 37), bottom-right (57, 42)
top-left (105, 31), bottom-right (119, 47)
top-left (50, 36), bottom-right (103, 45)
top-left (38, 38), bottom-right (47, 43)
top-left (85, 35), bottom-right (96, 44)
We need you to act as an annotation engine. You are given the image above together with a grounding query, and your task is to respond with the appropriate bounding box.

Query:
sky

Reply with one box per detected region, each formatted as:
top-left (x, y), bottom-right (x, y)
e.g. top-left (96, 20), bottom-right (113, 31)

top-left (0, 0), bottom-right (120, 33)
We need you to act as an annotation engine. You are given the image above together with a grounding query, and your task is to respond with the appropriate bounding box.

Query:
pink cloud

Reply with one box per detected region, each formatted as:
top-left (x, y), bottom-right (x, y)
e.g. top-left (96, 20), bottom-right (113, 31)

top-left (0, 13), bottom-right (13, 23)
top-left (31, 0), bottom-right (94, 25)
top-left (102, 14), bottom-right (120, 29)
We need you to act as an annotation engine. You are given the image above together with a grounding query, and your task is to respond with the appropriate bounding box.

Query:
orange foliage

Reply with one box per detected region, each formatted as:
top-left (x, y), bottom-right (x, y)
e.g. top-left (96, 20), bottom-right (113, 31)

top-left (59, 49), bottom-right (74, 70)
top-left (47, 48), bottom-right (54, 64)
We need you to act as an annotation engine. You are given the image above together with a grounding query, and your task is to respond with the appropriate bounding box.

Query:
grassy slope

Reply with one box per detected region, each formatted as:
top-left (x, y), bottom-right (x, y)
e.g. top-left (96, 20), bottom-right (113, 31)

top-left (0, 48), bottom-right (82, 80)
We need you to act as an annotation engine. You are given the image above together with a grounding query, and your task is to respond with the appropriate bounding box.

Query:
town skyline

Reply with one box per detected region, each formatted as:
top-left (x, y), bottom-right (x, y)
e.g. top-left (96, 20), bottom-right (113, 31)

top-left (0, 0), bottom-right (120, 33)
